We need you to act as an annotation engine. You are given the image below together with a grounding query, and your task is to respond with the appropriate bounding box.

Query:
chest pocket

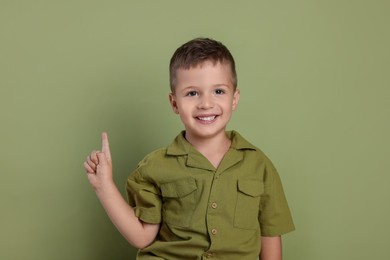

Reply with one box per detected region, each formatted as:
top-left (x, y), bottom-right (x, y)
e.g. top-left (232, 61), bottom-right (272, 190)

top-left (160, 177), bottom-right (198, 227)
top-left (234, 179), bottom-right (263, 230)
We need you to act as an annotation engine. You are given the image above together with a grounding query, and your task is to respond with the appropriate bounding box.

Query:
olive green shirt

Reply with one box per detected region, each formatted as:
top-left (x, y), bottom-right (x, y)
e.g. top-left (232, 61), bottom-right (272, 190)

top-left (126, 131), bottom-right (294, 260)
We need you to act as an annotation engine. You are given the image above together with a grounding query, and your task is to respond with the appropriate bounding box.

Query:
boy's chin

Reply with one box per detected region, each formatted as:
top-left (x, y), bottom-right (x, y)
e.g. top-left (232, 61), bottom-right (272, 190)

top-left (185, 129), bottom-right (227, 139)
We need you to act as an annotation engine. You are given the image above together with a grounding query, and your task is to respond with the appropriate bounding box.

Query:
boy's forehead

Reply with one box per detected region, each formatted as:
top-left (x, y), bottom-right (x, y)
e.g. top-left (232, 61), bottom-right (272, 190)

top-left (174, 62), bottom-right (235, 89)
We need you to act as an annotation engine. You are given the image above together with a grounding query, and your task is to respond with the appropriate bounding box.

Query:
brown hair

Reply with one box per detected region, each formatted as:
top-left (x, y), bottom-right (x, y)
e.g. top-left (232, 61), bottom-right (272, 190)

top-left (169, 38), bottom-right (237, 92)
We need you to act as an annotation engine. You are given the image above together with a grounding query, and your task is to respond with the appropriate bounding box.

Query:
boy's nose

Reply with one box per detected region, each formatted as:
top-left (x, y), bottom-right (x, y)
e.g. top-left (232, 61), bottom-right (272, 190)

top-left (197, 95), bottom-right (214, 109)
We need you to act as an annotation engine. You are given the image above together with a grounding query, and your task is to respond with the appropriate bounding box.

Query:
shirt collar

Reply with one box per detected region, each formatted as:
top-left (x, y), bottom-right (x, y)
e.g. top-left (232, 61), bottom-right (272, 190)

top-left (166, 131), bottom-right (190, 156)
top-left (228, 131), bottom-right (258, 151)
top-left (166, 130), bottom-right (257, 156)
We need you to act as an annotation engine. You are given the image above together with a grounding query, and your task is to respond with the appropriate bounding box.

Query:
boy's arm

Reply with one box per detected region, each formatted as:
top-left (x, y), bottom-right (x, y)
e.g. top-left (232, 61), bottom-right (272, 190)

top-left (259, 236), bottom-right (282, 260)
top-left (83, 133), bottom-right (159, 249)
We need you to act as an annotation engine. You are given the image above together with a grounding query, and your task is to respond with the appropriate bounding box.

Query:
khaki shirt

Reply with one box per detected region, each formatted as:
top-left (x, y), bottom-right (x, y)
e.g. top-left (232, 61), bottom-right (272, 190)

top-left (126, 131), bottom-right (295, 260)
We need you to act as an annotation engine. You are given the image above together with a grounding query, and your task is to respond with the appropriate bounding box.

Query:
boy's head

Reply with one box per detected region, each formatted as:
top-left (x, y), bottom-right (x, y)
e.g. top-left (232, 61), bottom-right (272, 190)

top-left (169, 38), bottom-right (237, 92)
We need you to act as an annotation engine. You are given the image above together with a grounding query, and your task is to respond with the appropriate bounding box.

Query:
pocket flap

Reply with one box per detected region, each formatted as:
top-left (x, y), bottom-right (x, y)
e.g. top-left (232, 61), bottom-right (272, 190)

top-left (237, 180), bottom-right (263, 197)
top-left (161, 177), bottom-right (197, 198)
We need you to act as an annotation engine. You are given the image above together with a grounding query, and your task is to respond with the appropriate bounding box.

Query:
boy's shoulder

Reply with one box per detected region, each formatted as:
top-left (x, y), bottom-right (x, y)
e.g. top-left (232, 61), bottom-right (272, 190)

top-left (136, 147), bottom-right (168, 168)
top-left (133, 133), bottom-right (186, 175)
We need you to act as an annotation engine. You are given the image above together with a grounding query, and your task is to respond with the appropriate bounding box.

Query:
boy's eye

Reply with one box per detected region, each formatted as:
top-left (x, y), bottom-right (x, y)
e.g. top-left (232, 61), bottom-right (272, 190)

top-left (186, 91), bottom-right (198, 97)
top-left (214, 89), bottom-right (225, 95)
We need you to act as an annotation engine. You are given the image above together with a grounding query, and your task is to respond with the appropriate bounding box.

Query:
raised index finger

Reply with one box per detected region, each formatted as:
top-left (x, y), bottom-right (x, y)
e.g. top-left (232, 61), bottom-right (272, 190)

top-left (101, 132), bottom-right (112, 161)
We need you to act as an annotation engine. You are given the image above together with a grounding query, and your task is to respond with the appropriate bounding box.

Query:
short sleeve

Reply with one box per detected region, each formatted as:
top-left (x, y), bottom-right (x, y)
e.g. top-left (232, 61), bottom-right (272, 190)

top-left (259, 159), bottom-right (295, 236)
top-left (126, 169), bottom-right (162, 224)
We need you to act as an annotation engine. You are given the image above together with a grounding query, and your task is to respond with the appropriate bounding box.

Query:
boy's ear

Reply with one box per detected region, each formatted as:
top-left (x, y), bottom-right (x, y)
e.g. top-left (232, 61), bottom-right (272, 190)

top-left (232, 89), bottom-right (240, 111)
top-left (169, 93), bottom-right (179, 114)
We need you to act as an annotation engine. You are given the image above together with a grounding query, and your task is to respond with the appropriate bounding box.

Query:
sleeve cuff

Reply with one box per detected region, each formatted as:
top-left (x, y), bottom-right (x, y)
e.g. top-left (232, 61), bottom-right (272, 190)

top-left (134, 207), bottom-right (161, 224)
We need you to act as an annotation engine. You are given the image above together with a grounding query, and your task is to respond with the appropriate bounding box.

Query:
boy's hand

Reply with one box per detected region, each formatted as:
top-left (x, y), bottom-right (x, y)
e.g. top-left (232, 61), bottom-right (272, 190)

top-left (83, 132), bottom-right (113, 190)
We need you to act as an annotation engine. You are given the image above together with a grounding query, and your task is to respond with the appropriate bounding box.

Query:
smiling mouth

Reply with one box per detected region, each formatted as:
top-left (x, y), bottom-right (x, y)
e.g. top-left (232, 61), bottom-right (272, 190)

top-left (197, 116), bottom-right (216, 121)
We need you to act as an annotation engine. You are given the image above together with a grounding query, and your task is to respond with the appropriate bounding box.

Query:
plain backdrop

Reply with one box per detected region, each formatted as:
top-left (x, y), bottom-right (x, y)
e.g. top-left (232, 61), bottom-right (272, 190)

top-left (1, 1), bottom-right (389, 259)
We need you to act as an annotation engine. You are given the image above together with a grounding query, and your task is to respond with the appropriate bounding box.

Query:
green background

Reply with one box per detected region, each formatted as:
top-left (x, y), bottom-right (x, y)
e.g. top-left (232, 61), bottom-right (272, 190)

top-left (1, 1), bottom-right (389, 259)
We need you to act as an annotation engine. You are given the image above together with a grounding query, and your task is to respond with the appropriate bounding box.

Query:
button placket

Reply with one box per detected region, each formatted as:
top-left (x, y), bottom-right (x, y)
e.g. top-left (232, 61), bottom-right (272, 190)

top-left (206, 171), bottom-right (221, 253)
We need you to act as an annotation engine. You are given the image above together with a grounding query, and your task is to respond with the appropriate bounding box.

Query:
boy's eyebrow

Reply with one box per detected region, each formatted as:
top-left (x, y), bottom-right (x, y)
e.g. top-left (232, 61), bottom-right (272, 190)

top-left (213, 83), bottom-right (230, 88)
top-left (180, 86), bottom-right (198, 91)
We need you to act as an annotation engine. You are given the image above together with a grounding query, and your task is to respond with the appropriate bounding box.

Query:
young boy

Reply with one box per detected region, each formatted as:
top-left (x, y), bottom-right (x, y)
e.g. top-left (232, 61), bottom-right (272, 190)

top-left (84, 38), bottom-right (294, 260)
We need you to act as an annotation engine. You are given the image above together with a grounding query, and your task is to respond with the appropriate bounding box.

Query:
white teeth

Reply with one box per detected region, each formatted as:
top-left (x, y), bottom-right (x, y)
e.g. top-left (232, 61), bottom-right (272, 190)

top-left (198, 116), bottom-right (216, 121)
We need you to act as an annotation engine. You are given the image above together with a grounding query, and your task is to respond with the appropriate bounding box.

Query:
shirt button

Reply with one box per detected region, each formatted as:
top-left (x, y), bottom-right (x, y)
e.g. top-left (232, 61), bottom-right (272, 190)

top-left (211, 202), bottom-right (218, 209)
top-left (211, 228), bottom-right (218, 235)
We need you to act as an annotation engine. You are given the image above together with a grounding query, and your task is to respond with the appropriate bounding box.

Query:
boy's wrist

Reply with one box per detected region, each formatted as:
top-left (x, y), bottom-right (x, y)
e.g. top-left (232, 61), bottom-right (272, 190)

top-left (94, 179), bottom-right (117, 196)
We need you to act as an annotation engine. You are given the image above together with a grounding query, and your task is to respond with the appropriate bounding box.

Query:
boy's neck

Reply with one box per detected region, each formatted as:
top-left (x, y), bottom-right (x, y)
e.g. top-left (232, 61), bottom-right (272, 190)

top-left (184, 131), bottom-right (231, 169)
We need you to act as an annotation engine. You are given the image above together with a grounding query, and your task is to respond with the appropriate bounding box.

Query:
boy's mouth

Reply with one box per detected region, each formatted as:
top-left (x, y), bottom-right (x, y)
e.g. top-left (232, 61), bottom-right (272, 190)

top-left (195, 115), bottom-right (218, 124)
top-left (197, 115), bottom-right (216, 121)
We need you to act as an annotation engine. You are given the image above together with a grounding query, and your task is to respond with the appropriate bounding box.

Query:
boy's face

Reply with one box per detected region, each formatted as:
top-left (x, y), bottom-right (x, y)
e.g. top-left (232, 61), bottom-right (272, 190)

top-left (169, 61), bottom-right (240, 142)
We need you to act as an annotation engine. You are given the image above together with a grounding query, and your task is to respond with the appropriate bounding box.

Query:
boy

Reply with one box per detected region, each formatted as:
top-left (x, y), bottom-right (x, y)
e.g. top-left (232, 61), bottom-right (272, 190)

top-left (84, 38), bottom-right (294, 259)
